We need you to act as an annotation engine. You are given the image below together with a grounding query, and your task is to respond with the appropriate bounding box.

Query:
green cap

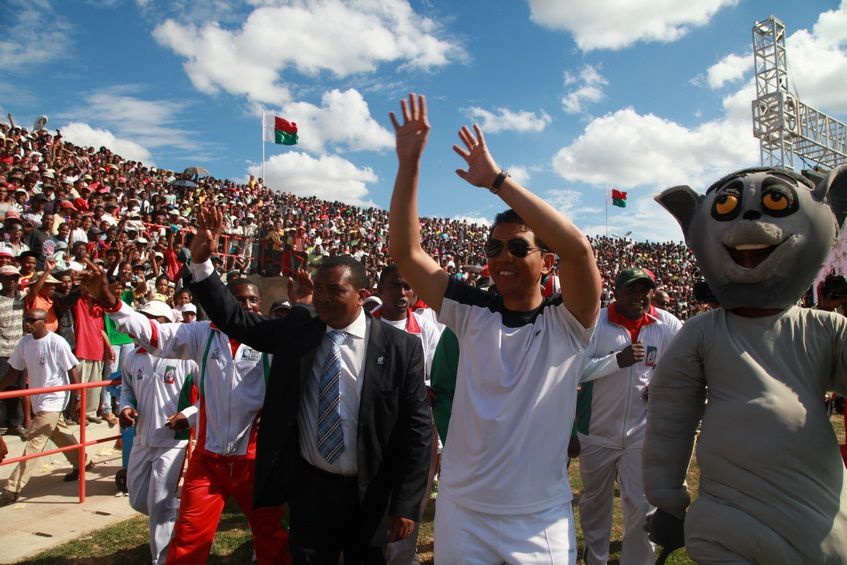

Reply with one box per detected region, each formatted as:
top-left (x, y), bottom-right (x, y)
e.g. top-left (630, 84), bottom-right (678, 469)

top-left (615, 267), bottom-right (656, 289)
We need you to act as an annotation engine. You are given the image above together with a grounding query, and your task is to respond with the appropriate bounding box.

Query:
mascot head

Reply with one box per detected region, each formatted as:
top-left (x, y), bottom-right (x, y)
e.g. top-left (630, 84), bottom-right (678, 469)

top-left (656, 165), bottom-right (847, 310)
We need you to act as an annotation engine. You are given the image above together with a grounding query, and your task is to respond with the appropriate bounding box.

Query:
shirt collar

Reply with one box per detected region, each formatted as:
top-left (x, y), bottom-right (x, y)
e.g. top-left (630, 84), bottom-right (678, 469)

top-left (325, 307), bottom-right (367, 339)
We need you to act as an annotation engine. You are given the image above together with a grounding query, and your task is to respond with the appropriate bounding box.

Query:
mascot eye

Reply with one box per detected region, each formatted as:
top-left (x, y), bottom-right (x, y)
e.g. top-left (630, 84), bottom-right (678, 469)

top-left (715, 194), bottom-right (739, 215)
top-left (762, 192), bottom-right (788, 211)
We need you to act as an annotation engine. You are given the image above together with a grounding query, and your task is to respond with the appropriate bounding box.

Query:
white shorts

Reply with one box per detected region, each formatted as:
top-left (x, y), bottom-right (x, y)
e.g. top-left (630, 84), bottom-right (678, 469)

top-left (434, 496), bottom-right (577, 564)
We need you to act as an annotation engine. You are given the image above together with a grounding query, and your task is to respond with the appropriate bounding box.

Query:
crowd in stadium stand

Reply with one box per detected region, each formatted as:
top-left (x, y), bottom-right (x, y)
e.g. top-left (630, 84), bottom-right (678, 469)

top-left (0, 115), bottom-right (702, 323)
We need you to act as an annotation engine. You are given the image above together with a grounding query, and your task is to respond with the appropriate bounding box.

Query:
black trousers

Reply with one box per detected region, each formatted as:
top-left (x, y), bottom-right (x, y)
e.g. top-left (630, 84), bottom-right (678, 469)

top-left (289, 458), bottom-right (386, 565)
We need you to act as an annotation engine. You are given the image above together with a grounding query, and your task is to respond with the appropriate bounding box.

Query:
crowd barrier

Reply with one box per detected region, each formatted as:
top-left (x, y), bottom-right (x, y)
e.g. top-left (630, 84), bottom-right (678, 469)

top-left (139, 222), bottom-right (291, 277)
top-left (0, 378), bottom-right (121, 503)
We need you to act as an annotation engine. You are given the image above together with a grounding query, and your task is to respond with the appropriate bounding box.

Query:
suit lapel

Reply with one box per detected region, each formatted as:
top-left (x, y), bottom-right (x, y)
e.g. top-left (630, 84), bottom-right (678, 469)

top-left (358, 314), bottom-right (387, 455)
top-left (300, 320), bottom-right (325, 390)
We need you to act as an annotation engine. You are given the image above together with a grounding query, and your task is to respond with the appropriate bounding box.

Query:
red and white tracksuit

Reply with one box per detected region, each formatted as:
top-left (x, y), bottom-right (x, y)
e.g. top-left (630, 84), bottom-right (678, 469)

top-left (109, 303), bottom-right (289, 565)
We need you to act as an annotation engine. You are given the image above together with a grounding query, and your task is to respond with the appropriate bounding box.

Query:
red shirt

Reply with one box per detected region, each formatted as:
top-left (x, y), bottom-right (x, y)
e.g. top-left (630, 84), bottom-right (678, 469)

top-left (73, 295), bottom-right (105, 361)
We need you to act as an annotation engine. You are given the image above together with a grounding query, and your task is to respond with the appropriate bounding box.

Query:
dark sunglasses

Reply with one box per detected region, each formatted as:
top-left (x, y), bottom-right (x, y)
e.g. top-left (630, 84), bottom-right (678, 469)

top-left (484, 238), bottom-right (541, 259)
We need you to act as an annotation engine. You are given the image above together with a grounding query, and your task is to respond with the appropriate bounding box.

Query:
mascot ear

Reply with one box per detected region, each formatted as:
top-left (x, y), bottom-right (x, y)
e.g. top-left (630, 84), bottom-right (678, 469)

top-left (815, 165), bottom-right (847, 228)
top-left (655, 185), bottom-right (701, 237)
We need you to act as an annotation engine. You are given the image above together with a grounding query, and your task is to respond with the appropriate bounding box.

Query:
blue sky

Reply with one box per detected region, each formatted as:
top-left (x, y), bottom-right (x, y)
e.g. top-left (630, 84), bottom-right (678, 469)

top-left (3, 0), bottom-right (846, 241)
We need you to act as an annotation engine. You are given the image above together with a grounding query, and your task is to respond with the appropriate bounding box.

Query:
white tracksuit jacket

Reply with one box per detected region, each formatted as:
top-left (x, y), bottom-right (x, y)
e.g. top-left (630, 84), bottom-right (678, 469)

top-left (118, 346), bottom-right (198, 448)
top-left (577, 307), bottom-right (682, 449)
top-left (109, 303), bottom-right (270, 457)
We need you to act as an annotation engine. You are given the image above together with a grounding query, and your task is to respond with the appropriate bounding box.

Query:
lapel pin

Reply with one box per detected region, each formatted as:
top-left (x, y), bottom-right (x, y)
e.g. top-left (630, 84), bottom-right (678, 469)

top-left (376, 356), bottom-right (385, 366)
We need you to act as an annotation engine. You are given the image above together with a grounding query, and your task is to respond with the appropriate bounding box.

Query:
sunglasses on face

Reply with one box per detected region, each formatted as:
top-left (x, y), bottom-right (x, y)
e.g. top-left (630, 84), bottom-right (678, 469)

top-left (484, 238), bottom-right (541, 259)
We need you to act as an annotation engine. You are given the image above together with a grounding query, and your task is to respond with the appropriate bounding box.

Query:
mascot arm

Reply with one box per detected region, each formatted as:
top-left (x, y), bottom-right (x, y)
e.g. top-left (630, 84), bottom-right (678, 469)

top-left (643, 327), bottom-right (706, 519)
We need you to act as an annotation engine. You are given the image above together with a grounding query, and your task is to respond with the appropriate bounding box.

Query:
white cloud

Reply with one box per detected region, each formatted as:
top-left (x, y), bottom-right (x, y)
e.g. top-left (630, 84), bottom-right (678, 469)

top-left (704, 52), bottom-right (751, 89)
top-left (545, 189), bottom-right (602, 220)
top-left (153, 0), bottom-right (465, 106)
top-left (465, 107), bottom-right (551, 134)
top-left (60, 86), bottom-right (203, 159)
top-left (580, 194), bottom-right (686, 242)
top-left (0, 0), bottom-right (73, 71)
top-left (249, 152), bottom-right (378, 207)
top-left (562, 64), bottom-right (607, 114)
top-left (451, 215), bottom-right (491, 226)
top-left (527, 0), bottom-right (737, 51)
top-left (61, 122), bottom-right (153, 164)
top-left (274, 88), bottom-right (393, 153)
top-left (507, 165), bottom-right (531, 187)
top-left (551, 106), bottom-right (757, 190)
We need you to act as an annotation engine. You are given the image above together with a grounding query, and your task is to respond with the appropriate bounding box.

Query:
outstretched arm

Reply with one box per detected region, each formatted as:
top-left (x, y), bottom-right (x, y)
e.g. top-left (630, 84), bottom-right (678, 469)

top-left (453, 125), bottom-right (600, 329)
top-left (388, 94), bottom-right (449, 313)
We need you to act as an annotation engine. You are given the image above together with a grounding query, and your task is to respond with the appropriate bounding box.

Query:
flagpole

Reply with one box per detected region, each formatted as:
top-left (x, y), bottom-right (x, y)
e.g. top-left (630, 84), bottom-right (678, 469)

top-left (604, 186), bottom-right (609, 238)
top-left (261, 109), bottom-right (266, 181)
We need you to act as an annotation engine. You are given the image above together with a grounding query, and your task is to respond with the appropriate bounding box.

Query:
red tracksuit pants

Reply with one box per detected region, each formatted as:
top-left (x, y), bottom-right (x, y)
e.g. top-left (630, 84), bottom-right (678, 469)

top-left (166, 451), bottom-right (290, 564)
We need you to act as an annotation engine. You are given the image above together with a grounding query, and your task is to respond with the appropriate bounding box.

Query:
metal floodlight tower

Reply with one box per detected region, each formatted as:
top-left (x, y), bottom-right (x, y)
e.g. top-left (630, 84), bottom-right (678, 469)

top-left (752, 15), bottom-right (847, 171)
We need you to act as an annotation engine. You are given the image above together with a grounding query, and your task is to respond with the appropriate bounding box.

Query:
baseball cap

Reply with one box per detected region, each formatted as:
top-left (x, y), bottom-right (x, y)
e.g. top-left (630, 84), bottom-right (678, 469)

top-left (270, 299), bottom-right (292, 313)
top-left (179, 303), bottom-right (197, 314)
top-left (138, 300), bottom-right (175, 323)
top-left (614, 267), bottom-right (657, 290)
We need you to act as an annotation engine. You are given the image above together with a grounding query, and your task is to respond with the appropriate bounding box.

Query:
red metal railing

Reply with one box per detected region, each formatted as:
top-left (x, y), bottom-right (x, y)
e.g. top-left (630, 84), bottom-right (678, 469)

top-left (0, 379), bottom-right (119, 503)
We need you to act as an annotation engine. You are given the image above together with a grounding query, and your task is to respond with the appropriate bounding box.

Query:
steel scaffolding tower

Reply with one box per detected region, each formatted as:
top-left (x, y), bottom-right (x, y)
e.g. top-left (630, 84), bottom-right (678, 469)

top-left (751, 15), bottom-right (847, 171)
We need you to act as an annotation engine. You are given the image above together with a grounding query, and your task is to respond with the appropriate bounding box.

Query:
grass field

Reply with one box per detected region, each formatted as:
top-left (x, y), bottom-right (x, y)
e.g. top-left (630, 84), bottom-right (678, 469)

top-left (21, 415), bottom-right (846, 564)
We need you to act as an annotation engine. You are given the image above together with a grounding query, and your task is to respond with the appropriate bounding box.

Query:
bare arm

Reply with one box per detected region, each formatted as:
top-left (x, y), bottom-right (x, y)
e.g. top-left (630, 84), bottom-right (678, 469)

top-left (388, 94), bottom-right (449, 313)
top-left (453, 125), bottom-right (600, 328)
top-left (25, 259), bottom-right (56, 309)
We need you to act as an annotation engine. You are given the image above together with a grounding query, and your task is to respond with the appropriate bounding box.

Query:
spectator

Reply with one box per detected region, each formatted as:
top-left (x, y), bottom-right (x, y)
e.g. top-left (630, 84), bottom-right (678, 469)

top-left (0, 265), bottom-right (24, 437)
top-left (0, 308), bottom-right (90, 507)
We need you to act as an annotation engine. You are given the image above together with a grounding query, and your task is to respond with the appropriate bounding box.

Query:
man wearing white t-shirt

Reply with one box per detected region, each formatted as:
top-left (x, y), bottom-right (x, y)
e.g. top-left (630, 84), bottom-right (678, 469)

top-left (0, 308), bottom-right (89, 506)
top-left (389, 94), bottom-right (600, 563)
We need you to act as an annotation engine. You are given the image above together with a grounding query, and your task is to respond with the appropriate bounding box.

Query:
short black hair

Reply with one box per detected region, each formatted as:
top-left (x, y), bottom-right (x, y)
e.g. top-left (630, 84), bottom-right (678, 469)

top-left (491, 209), bottom-right (548, 251)
top-left (320, 255), bottom-right (368, 290)
top-left (378, 264), bottom-right (400, 287)
top-left (227, 277), bottom-right (259, 295)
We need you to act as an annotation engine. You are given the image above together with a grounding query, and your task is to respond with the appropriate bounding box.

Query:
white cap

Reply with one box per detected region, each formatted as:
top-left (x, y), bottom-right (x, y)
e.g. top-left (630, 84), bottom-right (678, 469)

top-left (179, 303), bottom-right (197, 314)
top-left (137, 300), bottom-right (175, 323)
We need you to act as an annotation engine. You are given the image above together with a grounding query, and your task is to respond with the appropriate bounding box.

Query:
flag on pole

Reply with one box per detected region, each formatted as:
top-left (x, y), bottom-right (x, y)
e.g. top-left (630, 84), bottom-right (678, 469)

top-left (262, 115), bottom-right (299, 145)
top-left (611, 188), bottom-right (627, 208)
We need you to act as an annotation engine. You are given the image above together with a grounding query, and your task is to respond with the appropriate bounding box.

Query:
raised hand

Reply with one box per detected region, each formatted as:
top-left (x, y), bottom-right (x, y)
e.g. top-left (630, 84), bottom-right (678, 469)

top-left (81, 259), bottom-right (117, 307)
top-left (389, 93), bottom-right (430, 163)
top-left (287, 267), bottom-right (314, 304)
top-left (189, 206), bottom-right (223, 264)
top-left (453, 124), bottom-right (500, 189)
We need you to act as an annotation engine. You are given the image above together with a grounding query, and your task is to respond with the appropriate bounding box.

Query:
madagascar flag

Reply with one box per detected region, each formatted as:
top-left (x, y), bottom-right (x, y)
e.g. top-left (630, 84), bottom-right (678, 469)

top-left (611, 188), bottom-right (627, 208)
top-left (262, 115), bottom-right (299, 145)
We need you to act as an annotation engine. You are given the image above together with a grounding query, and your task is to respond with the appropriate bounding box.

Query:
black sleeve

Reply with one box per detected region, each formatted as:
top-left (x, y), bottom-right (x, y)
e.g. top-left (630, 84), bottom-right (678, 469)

top-left (188, 269), bottom-right (294, 353)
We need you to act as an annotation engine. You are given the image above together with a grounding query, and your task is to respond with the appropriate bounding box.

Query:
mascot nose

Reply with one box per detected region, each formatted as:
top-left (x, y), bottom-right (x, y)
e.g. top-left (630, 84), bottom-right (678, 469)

top-left (743, 210), bottom-right (762, 220)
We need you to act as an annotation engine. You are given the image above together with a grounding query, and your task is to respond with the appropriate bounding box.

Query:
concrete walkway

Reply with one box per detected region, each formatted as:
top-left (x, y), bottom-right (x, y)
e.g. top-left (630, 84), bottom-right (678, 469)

top-left (0, 421), bottom-right (145, 564)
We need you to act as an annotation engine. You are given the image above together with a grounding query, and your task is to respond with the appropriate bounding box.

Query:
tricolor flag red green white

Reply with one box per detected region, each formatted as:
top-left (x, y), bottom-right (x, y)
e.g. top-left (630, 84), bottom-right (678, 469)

top-left (263, 115), bottom-right (298, 145)
top-left (611, 188), bottom-right (627, 208)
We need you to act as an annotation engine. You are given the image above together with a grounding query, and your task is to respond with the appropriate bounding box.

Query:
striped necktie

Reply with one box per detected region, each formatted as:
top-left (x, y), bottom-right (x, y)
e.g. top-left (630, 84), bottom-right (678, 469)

top-left (317, 330), bottom-right (346, 463)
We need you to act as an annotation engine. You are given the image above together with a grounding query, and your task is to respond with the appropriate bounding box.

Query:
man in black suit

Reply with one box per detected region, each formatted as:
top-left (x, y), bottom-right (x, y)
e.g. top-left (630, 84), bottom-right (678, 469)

top-left (184, 207), bottom-right (432, 565)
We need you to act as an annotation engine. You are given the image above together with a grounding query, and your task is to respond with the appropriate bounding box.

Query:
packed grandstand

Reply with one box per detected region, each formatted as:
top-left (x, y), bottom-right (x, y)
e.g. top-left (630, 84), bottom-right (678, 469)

top-left (0, 117), bottom-right (702, 320)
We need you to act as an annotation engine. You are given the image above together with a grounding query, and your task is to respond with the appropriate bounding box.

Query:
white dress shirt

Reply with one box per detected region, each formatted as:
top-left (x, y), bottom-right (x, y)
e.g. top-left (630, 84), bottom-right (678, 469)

top-left (299, 308), bottom-right (369, 476)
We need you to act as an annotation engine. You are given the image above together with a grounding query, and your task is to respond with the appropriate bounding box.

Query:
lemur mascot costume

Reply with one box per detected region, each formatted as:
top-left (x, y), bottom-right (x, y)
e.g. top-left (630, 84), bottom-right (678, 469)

top-left (645, 165), bottom-right (847, 564)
